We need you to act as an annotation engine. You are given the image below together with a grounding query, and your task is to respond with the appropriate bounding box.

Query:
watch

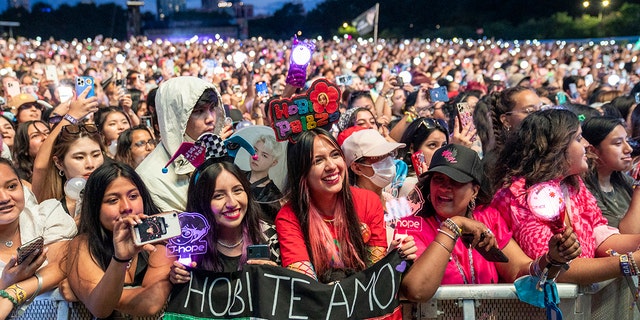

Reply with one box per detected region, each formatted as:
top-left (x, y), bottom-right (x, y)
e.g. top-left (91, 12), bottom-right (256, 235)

top-left (63, 113), bottom-right (79, 125)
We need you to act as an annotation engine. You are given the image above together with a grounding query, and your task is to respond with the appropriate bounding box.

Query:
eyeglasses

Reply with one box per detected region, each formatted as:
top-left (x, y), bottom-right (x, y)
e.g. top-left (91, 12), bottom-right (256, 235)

top-left (61, 124), bottom-right (98, 135)
top-left (504, 103), bottom-right (552, 116)
top-left (18, 103), bottom-right (44, 112)
top-left (418, 118), bottom-right (448, 132)
top-left (133, 139), bottom-right (156, 148)
top-left (426, 105), bottom-right (444, 114)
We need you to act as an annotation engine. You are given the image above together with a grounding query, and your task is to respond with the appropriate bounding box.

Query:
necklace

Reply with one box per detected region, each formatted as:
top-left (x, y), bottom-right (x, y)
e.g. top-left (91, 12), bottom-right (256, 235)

top-left (2, 227), bottom-right (18, 248)
top-left (217, 238), bottom-right (244, 249)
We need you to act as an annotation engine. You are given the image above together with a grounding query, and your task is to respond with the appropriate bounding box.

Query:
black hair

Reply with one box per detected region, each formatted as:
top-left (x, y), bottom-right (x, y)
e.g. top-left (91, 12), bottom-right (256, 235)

top-left (78, 162), bottom-right (160, 270)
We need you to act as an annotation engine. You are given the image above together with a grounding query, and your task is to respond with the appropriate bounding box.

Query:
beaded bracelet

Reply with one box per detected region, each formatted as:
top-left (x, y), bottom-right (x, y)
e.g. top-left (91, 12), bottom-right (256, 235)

top-left (0, 290), bottom-right (17, 307)
top-left (441, 218), bottom-right (462, 238)
top-left (628, 252), bottom-right (640, 275)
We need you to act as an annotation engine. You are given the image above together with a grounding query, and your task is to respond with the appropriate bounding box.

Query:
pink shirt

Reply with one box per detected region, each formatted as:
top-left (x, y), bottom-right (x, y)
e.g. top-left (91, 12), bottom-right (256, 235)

top-left (491, 176), bottom-right (618, 259)
top-left (394, 206), bottom-right (511, 284)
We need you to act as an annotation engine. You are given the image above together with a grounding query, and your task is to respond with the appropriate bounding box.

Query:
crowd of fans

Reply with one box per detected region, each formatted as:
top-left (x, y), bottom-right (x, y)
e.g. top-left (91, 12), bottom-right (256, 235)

top-left (0, 33), bottom-right (638, 318)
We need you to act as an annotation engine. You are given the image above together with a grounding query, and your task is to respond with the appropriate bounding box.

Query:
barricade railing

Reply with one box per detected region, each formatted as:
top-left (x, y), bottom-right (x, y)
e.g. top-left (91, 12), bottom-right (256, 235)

top-left (7, 278), bottom-right (639, 319)
top-left (403, 278), bottom-right (638, 320)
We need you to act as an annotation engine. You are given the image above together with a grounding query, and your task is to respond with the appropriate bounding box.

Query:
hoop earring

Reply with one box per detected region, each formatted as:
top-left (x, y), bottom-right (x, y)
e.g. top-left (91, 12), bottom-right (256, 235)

top-left (58, 169), bottom-right (64, 177)
top-left (468, 197), bottom-right (476, 213)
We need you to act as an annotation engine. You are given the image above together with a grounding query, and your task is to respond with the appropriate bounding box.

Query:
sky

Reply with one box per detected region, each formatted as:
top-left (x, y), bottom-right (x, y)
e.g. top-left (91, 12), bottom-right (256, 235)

top-left (8, 0), bottom-right (324, 15)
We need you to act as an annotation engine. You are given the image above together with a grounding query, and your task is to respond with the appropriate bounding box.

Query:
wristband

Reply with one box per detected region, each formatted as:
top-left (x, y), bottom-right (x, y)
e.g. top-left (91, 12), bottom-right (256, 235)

top-left (63, 113), bottom-right (79, 125)
top-left (16, 273), bottom-right (43, 315)
top-left (620, 254), bottom-right (633, 277)
top-left (112, 255), bottom-right (132, 264)
top-left (5, 285), bottom-right (25, 305)
top-left (0, 290), bottom-right (17, 307)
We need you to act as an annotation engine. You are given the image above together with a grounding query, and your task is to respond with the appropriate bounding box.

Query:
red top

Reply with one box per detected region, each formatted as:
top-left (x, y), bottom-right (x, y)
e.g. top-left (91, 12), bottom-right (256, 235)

top-left (276, 186), bottom-right (388, 268)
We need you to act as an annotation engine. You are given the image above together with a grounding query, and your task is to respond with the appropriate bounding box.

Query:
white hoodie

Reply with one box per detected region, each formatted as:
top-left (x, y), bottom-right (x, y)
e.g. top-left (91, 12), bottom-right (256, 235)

top-left (136, 76), bottom-right (224, 212)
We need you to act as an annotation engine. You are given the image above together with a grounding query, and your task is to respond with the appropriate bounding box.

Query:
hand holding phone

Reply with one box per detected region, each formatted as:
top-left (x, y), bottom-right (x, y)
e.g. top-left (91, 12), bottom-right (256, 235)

top-left (429, 86), bottom-right (449, 102)
top-left (132, 212), bottom-right (182, 246)
top-left (457, 102), bottom-right (477, 142)
top-left (17, 236), bottom-right (44, 265)
top-left (75, 76), bottom-right (95, 98)
top-left (411, 151), bottom-right (428, 176)
top-left (461, 233), bottom-right (509, 263)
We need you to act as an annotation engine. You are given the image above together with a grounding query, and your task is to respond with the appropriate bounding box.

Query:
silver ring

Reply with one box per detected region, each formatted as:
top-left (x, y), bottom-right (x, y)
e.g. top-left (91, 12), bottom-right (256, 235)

top-left (484, 229), bottom-right (493, 235)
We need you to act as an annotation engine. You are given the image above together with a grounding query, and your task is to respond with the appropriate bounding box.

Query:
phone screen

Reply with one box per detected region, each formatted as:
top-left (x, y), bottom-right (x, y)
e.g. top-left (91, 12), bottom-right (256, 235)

top-left (255, 81), bottom-right (268, 97)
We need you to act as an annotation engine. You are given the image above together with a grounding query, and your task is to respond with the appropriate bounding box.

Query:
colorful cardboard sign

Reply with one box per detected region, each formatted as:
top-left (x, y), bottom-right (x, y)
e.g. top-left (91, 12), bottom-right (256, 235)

top-left (269, 78), bottom-right (341, 142)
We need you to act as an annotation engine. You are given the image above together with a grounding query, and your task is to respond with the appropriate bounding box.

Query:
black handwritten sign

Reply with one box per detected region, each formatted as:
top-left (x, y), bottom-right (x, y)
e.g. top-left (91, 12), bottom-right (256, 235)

top-left (164, 251), bottom-right (405, 319)
top-left (269, 78), bottom-right (341, 142)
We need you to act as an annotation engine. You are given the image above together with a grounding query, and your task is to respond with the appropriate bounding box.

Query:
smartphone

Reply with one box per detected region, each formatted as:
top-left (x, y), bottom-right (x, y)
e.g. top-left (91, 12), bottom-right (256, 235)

top-left (17, 236), bottom-right (44, 265)
top-left (429, 86), bottom-right (449, 102)
top-left (4, 79), bottom-right (20, 98)
top-left (395, 75), bottom-right (404, 87)
top-left (75, 76), bottom-right (95, 98)
top-left (335, 75), bottom-right (353, 86)
top-left (584, 74), bottom-right (594, 87)
top-left (569, 83), bottom-right (579, 99)
top-left (141, 115), bottom-right (153, 128)
top-left (247, 244), bottom-right (270, 260)
top-left (461, 233), bottom-right (509, 263)
top-left (556, 92), bottom-right (567, 105)
top-left (636, 92), bottom-right (640, 104)
top-left (411, 150), bottom-right (427, 176)
top-left (457, 102), bottom-right (477, 142)
top-left (256, 81), bottom-right (269, 97)
top-left (132, 212), bottom-right (182, 246)
top-left (57, 86), bottom-right (73, 103)
top-left (45, 65), bottom-right (58, 83)
top-left (21, 85), bottom-right (38, 96)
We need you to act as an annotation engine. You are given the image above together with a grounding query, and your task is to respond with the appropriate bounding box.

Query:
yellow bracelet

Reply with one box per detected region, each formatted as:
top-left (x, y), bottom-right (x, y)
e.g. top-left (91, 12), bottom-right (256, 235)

top-left (6, 285), bottom-right (26, 305)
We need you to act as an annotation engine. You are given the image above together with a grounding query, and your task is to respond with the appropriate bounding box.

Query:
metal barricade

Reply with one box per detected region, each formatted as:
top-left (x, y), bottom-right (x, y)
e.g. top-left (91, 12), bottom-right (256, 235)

top-left (405, 278), bottom-right (638, 320)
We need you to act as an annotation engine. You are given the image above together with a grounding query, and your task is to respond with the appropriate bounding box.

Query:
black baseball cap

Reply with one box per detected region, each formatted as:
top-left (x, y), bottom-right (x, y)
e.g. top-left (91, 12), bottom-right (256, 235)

top-left (427, 144), bottom-right (483, 184)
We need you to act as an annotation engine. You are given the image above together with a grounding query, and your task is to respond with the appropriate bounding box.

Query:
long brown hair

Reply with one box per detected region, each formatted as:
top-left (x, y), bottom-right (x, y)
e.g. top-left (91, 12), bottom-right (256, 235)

top-left (284, 129), bottom-right (366, 280)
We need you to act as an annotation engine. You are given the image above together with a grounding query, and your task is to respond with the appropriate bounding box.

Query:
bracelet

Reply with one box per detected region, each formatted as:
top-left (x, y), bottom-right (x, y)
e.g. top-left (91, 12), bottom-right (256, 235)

top-left (620, 254), bottom-right (634, 277)
top-left (0, 290), bottom-right (17, 307)
top-left (112, 255), bottom-right (132, 264)
top-left (545, 252), bottom-right (570, 270)
top-left (433, 239), bottom-right (452, 254)
top-left (5, 285), bottom-right (25, 305)
top-left (629, 252), bottom-right (640, 275)
top-left (441, 218), bottom-right (462, 238)
top-left (404, 111), bottom-right (416, 123)
top-left (16, 273), bottom-right (42, 315)
top-left (437, 228), bottom-right (457, 241)
top-left (63, 113), bottom-right (79, 125)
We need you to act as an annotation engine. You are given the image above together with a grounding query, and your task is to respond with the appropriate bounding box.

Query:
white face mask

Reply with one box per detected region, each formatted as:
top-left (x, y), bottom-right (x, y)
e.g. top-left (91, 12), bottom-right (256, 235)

top-left (361, 156), bottom-right (396, 188)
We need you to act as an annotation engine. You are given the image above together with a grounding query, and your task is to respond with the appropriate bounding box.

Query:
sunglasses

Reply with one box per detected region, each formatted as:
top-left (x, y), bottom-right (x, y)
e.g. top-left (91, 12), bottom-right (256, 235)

top-left (18, 103), bottom-right (44, 112)
top-left (418, 118), bottom-right (448, 132)
top-left (61, 124), bottom-right (98, 135)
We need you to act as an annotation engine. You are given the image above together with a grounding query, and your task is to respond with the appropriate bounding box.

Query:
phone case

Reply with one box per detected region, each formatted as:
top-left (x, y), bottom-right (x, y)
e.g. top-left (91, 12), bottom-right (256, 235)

top-left (457, 102), bottom-right (477, 142)
top-left (461, 233), bottom-right (509, 263)
top-left (75, 76), bottom-right (96, 98)
top-left (57, 86), bottom-right (74, 103)
top-left (569, 83), bottom-right (578, 99)
top-left (5, 80), bottom-right (20, 98)
top-left (17, 236), bottom-right (44, 265)
top-left (411, 151), bottom-right (427, 176)
top-left (132, 212), bottom-right (182, 246)
top-left (247, 244), bottom-right (270, 260)
top-left (429, 87), bottom-right (449, 102)
top-left (256, 81), bottom-right (268, 97)
top-left (45, 65), bottom-right (58, 82)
